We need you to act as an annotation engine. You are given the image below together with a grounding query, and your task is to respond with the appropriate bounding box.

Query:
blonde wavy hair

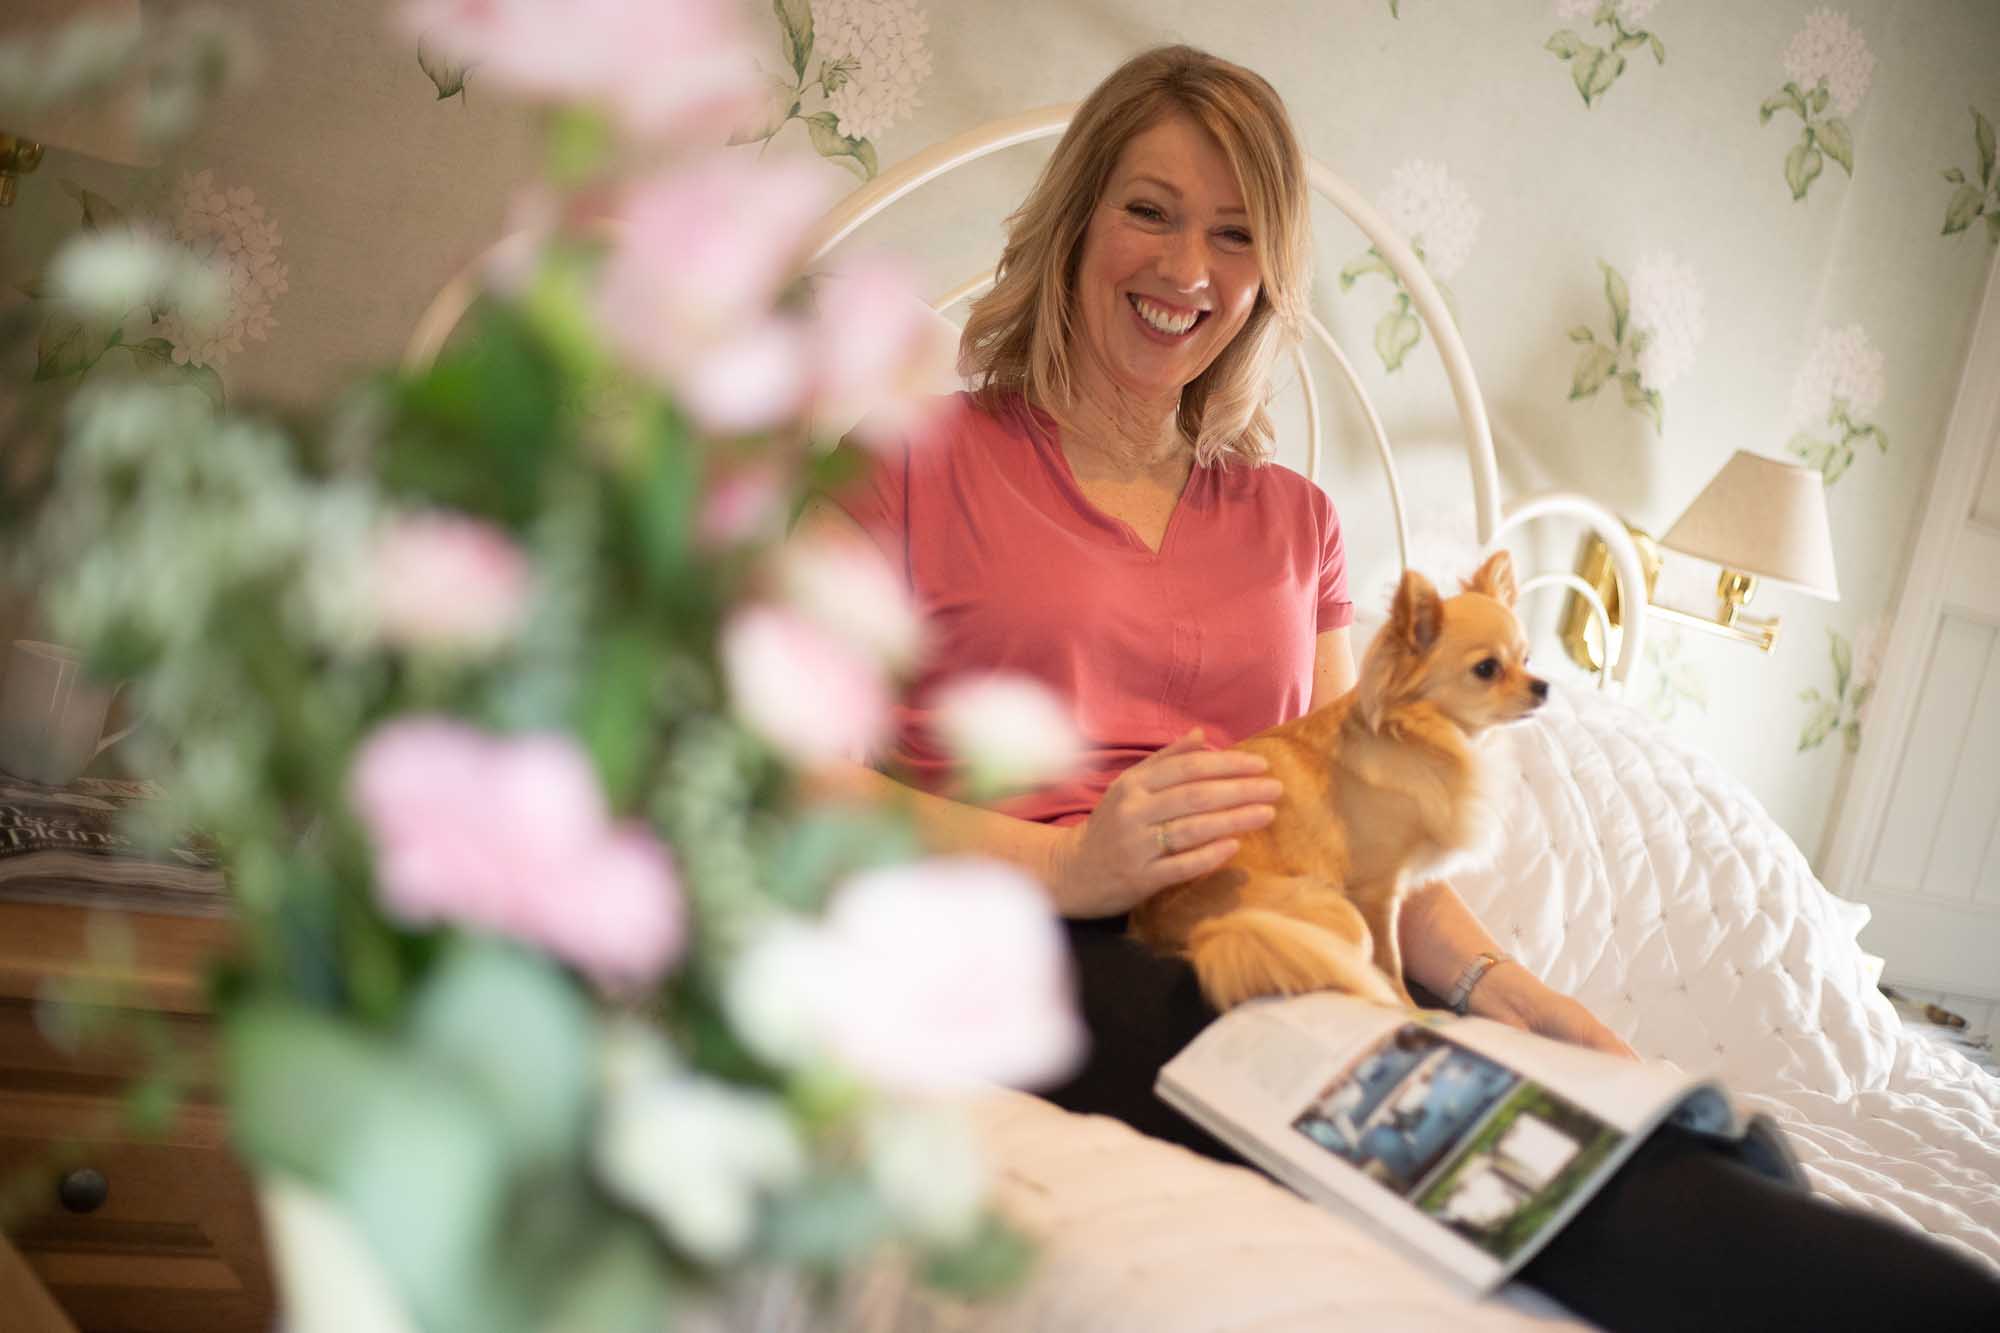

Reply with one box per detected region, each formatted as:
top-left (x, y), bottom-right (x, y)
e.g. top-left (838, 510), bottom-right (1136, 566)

top-left (959, 45), bottom-right (1312, 468)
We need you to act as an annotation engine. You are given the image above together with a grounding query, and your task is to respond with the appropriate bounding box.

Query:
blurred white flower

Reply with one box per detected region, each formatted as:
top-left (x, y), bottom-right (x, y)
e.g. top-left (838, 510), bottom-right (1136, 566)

top-left (931, 672), bottom-right (1083, 795)
top-left (1782, 9), bottom-right (1874, 117)
top-left (815, 0), bottom-right (933, 141)
top-left (1787, 323), bottom-right (1884, 428)
top-left (827, 859), bottom-right (1084, 1092)
top-left (150, 170), bottom-right (288, 369)
top-left (723, 918), bottom-right (840, 1071)
top-left (47, 228), bottom-right (226, 329)
top-left (371, 511), bottom-right (531, 655)
top-left (1554, 0), bottom-right (1658, 22)
top-left (777, 533), bottom-right (924, 671)
top-left (401, 0), bottom-right (768, 142)
top-left (863, 1103), bottom-right (989, 1245)
top-left (1380, 159), bottom-right (1480, 281)
top-left (737, 858), bottom-right (1085, 1093)
top-left (595, 1068), bottom-right (805, 1263)
top-left (720, 605), bottom-right (892, 766)
top-left (1627, 252), bottom-right (1705, 390)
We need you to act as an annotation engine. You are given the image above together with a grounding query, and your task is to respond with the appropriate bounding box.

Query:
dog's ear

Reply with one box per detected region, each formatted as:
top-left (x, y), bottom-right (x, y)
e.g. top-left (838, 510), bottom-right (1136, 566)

top-left (1462, 550), bottom-right (1517, 608)
top-left (1387, 569), bottom-right (1443, 654)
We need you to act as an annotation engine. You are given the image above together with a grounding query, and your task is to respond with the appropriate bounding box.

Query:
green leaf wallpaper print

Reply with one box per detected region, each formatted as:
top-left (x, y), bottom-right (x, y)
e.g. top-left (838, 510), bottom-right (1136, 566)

top-left (1344, 160), bottom-right (1477, 372)
top-left (1941, 107), bottom-right (2000, 243)
top-left (1642, 629), bottom-right (1707, 725)
top-left (1763, 10), bottom-right (1874, 201)
top-left (737, 0), bottom-right (934, 179)
top-left (1545, 0), bottom-right (1666, 109)
top-left (1799, 626), bottom-right (1879, 753)
top-left (1566, 256), bottom-right (1702, 432)
top-left (1786, 324), bottom-right (1888, 485)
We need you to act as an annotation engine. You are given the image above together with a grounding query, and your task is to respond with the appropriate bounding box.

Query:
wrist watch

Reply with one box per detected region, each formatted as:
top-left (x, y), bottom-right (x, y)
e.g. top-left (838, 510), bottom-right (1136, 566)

top-left (1445, 950), bottom-right (1509, 1016)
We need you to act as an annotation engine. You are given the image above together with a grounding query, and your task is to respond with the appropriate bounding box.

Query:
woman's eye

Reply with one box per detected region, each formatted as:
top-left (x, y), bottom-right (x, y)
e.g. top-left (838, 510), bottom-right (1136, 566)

top-left (1473, 658), bottom-right (1500, 680)
top-left (1126, 202), bottom-right (1167, 222)
top-left (1220, 228), bottom-right (1253, 247)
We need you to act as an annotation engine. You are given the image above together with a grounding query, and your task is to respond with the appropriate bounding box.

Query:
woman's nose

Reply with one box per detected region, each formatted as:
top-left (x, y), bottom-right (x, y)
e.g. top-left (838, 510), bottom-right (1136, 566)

top-left (1156, 231), bottom-right (1211, 293)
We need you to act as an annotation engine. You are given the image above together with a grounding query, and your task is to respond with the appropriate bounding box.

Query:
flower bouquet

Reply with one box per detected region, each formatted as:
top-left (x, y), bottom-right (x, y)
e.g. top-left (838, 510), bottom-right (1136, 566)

top-left (6, 3), bottom-right (1087, 1329)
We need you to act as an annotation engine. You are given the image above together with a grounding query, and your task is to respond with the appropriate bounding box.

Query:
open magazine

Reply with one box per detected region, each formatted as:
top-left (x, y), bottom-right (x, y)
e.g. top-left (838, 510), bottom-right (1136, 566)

top-left (1157, 991), bottom-right (1801, 1294)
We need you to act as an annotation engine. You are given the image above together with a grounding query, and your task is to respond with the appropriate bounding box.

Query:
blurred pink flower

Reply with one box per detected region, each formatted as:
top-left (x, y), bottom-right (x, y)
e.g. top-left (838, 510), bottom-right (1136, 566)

top-left (720, 606), bottom-right (890, 766)
top-left (812, 859), bottom-right (1085, 1092)
top-left (697, 458), bottom-right (793, 550)
top-left (400, 0), bottom-right (767, 141)
top-left (808, 257), bottom-right (960, 450)
top-left (350, 719), bottom-right (686, 987)
top-left (598, 156), bottom-right (832, 352)
top-left (372, 511), bottom-right (530, 654)
top-left (777, 533), bottom-right (924, 671)
top-left (670, 317), bottom-right (811, 436)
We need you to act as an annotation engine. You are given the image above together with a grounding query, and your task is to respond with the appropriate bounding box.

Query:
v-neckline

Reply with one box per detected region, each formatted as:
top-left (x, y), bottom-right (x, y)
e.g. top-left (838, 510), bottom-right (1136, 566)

top-left (1023, 399), bottom-right (1197, 559)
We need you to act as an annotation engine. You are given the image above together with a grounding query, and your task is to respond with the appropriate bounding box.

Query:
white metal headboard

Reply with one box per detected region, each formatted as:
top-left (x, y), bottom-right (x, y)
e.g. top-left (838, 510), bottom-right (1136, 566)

top-left (802, 104), bottom-right (1649, 686)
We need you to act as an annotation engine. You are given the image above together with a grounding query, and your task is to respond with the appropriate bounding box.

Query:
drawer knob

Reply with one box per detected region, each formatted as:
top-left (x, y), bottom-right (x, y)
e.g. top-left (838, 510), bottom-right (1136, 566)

top-left (58, 1167), bottom-right (110, 1214)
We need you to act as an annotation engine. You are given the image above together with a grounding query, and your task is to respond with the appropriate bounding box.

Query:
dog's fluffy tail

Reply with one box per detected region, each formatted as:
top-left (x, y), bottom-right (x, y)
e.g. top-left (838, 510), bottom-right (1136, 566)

top-left (1186, 908), bottom-right (1402, 1012)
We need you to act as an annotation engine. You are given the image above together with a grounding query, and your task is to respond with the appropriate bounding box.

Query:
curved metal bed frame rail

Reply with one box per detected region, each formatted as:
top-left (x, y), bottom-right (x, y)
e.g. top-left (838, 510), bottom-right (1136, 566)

top-left (805, 104), bottom-right (1649, 686)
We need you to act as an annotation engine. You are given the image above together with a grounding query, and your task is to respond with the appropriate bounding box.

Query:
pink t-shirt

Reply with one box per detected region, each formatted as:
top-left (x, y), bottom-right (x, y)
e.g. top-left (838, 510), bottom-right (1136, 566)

top-left (834, 390), bottom-right (1353, 825)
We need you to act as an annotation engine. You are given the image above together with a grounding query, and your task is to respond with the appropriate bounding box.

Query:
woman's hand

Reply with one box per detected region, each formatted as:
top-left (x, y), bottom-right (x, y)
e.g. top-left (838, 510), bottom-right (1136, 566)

top-left (1471, 961), bottom-right (1638, 1060)
top-left (1051, 728), bottom-right (1279, 919)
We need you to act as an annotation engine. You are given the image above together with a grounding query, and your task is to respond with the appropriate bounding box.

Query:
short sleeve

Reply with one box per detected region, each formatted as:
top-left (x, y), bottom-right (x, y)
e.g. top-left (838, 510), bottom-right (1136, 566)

top-left (825, 439), bottom-right (910, 573)
top-left (1312, 486), bottom-right (1355, 631)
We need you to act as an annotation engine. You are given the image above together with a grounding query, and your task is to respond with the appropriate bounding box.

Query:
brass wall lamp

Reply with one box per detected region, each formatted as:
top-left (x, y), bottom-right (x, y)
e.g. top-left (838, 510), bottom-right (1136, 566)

top-left (1562, 451), bottom-right (1841, 673)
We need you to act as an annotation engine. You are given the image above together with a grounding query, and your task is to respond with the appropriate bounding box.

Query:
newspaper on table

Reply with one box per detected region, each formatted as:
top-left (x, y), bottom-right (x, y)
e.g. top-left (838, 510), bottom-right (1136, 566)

top-left (1158, 991), bottom-right (1799, 1294)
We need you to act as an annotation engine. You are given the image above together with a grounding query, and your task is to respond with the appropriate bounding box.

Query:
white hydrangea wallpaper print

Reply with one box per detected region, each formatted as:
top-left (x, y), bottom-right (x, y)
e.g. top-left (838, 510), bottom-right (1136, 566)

top-left (1764, 8), bottom-right (1874, 200)
top-left (1344, 159), bottom-right (1481, 371)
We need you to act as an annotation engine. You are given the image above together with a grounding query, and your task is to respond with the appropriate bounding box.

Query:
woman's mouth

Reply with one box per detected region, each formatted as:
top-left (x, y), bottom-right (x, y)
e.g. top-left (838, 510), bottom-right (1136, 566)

top-left (1127, 294), bottom-right (1208, 341)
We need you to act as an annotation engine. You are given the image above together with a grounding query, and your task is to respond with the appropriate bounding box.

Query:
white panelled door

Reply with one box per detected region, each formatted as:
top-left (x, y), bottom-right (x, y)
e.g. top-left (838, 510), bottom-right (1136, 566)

top-left (1821, 261), bottom-right (2000, 1003)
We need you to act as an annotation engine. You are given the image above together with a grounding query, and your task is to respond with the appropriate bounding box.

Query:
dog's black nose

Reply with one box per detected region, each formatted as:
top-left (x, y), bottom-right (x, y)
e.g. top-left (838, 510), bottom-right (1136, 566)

top-left (1530, 678), bottom-right (1549, 700)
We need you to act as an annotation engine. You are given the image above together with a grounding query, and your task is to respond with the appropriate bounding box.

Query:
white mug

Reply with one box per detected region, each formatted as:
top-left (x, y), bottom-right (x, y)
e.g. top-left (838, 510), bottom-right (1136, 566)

top-left (0, 640), bottom-right (143, 787)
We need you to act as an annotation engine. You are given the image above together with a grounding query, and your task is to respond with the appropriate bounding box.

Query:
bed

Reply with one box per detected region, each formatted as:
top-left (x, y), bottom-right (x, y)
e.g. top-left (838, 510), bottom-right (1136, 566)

top-left (786, 107), bottom-right (2000, 1329)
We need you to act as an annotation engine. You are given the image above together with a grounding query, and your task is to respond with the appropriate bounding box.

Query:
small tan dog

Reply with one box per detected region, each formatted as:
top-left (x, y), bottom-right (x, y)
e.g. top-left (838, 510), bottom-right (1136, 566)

top-left (1130, 551), bottom-right (1544, 1011)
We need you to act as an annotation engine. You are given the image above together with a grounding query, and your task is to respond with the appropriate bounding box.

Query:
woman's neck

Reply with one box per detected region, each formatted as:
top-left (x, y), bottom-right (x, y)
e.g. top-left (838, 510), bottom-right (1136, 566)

top-left (1052, 364), bottom-right (1188, 480)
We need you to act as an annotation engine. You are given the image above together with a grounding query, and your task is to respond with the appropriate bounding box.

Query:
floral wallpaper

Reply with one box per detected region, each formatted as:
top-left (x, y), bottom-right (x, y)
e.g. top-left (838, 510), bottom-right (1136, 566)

top-left (4, 0), bottom-right (1997, 879)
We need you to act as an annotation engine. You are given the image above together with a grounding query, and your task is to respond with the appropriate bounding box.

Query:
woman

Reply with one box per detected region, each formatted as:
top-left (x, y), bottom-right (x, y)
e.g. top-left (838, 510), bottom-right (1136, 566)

top-left (800, 44), bottom-right (2000, 1331)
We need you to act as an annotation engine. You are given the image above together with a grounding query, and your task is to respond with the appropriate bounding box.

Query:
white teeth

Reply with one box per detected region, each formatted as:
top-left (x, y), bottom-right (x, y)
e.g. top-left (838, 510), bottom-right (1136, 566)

top-left (1132, 296), bottom-right (1199, 335)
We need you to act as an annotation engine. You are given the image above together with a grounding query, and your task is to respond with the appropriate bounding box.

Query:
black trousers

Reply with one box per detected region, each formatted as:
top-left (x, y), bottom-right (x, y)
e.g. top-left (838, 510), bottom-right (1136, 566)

top-left (1043, 918), bottom-right (2000, 1332)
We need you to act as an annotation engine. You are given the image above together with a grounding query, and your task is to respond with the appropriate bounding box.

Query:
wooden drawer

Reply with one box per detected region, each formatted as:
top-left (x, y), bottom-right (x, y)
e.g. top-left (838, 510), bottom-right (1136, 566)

top-left (0, 901), bottom-right (276, 1333)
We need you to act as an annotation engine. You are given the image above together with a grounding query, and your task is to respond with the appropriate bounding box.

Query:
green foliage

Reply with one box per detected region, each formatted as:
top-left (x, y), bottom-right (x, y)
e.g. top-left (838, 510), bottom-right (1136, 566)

top-left (1544, 4), bottom-right (1660, 108)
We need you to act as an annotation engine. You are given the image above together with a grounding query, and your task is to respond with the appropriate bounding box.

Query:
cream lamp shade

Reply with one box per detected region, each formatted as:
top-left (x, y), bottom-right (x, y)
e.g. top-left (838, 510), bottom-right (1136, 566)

top-left (1660, 450), bottom-right (1840, 602)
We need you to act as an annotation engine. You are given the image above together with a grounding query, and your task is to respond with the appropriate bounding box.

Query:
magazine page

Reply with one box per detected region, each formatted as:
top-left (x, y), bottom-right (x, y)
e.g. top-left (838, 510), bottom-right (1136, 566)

top-left (0, 776), bottom-right (225, 910)
top-left (1157, 993), bottom-right (1728, 1293)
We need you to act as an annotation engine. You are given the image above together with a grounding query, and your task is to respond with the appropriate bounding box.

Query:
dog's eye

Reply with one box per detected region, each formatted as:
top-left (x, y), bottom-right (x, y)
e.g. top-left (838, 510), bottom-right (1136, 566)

top-left (1473, 658), bottom-right (1501, 680)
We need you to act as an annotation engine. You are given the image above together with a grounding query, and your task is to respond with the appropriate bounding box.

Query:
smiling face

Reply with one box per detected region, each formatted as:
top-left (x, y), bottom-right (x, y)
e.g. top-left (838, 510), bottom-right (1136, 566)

top-left (1071, 113), bottom-right (1264, 411)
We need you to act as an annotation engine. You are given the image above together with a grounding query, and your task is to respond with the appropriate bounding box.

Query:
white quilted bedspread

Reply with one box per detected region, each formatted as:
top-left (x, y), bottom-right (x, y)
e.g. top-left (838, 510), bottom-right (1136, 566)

top-left (854, 686), bottom-right (2000, 1332)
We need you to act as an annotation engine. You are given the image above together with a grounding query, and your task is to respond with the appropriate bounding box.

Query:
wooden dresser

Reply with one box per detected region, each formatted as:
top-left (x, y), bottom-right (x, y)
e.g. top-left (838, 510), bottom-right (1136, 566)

top-left (0, 898), bottom-right (275, 1333)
